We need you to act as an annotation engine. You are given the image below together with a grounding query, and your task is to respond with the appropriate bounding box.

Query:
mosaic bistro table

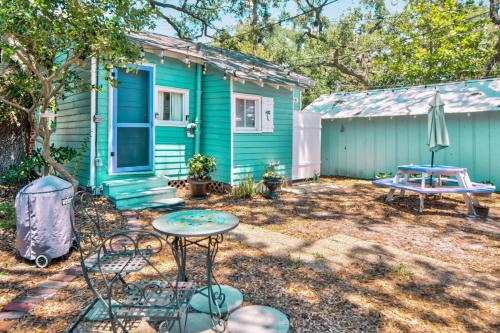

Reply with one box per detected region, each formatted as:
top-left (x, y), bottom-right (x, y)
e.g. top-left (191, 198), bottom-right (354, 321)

top-left (152, 210), bottom-right (242, 331)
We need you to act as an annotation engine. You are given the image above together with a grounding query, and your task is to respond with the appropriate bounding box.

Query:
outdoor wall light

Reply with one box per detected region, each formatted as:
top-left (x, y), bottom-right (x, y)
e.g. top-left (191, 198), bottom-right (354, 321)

top-left (186, 123), bottom-right (197, 138)
top-left (140, 47), bottom-right (145, 62)
top-left (160, 50), bottom-right (165, 64)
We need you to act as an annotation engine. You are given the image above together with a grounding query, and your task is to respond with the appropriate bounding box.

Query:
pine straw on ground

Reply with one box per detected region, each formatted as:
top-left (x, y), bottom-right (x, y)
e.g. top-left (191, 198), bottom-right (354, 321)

top-left (2, 179), bottom-right (500, 332)
top-left (172, 177), bottom-right (500, 273)
top-left (0, 184), bottom-right (125, 311)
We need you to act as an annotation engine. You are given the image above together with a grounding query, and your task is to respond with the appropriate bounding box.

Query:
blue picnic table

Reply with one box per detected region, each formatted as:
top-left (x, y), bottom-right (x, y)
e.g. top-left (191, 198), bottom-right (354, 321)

top-left (373, 165), bottom-right (495, 214)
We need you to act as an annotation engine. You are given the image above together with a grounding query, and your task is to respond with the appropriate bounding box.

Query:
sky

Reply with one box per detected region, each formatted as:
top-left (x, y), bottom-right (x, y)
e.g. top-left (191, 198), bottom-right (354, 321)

top-left (152, 0), bottom-right (406, 40)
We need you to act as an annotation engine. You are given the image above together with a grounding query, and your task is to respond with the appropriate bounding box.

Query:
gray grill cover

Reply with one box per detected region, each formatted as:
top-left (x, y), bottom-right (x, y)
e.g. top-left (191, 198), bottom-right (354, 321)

top-left (15, 176), bottom-right (74, 260)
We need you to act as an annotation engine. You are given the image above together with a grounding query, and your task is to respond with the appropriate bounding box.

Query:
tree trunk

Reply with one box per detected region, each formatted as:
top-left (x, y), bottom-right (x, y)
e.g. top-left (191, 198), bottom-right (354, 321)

top-left (0, 111), bottom-right (30, 174)
top-left (251, 0), bottom-right (258, 26)
top-left (40, 120), bottom-right (79, 191)
top-left (484, 34), bottom-right (500, 76)
top-left (491, 0), bottom-right (499, 25)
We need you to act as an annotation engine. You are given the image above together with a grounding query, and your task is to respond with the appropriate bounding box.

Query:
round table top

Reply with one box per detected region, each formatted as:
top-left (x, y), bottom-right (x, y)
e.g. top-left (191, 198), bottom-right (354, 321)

top-left (152, 209), bottom-right (239, 237)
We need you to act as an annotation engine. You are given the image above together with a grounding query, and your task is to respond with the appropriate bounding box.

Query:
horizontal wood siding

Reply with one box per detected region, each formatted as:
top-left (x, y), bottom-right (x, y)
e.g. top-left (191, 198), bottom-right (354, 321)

top-left (153, 55), bottom-right (196, 180)
top-left (95, 54), bottom-right (197, 184)
top-left (233, 83), bottom-right (294, 184)
top-left (201, 67), bottom-right (231, 184)
top-left (51, 65), bottom-right (91, 186)
top-left (321, 112), bottom-right (500, 188)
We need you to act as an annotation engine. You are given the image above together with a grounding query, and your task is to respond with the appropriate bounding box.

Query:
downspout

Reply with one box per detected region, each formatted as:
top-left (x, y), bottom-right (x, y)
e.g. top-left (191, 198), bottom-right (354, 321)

top-left (194, 63), bottom-right (202, 153)
top-left (229, 77), bottom-right (234, 186)
top-left (89, 57), bottom-right (97, 191)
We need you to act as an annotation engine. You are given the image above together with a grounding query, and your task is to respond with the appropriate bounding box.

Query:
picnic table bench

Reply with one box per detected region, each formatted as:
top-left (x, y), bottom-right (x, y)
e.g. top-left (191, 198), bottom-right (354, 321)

top-left (373, 165), bottom-right (495, 214)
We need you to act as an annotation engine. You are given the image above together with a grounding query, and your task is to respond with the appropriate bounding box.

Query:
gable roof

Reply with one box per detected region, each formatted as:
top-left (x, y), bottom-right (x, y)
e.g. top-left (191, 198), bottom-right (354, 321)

top-left (129, 32), bottom-right (314, 89)
top-left (303, 78), bottom-right (500, 119)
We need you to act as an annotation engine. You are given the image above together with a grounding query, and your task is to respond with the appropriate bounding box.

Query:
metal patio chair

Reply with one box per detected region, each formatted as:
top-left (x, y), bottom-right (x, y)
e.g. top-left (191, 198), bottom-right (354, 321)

top-left (71, 191), bottom-right (152, 275)
top-left (69, 229), bottom-right (195, 332)
top-left (68, 191), bottom-right (196, 332)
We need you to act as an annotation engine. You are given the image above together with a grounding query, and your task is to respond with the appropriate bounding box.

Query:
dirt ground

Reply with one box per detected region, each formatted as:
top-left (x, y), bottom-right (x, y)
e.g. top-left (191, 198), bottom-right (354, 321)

top-left (182, 177), bottom-right (500, 273)
top-left (1, 178), bottom-right (499, 332)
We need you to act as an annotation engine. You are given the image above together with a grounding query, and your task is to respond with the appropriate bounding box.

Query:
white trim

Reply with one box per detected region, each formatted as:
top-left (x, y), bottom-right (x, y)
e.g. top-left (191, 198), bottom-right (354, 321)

top-left (142, 45), bottom-right (205, 65)
top-left (150, 64), bottom-right (156, 172)
top-left (232, 92), bottom-right (262, 133)
top-left (107, 78), bottom-right (113, 174)
top-left (230, 78), bottom-right (234, 186)
top-left (154, 86), bottom-right (190, 127)
top-left (90, 57), bottom-right (97, 188)
top-left (108, 62), bottom-right (157, 174)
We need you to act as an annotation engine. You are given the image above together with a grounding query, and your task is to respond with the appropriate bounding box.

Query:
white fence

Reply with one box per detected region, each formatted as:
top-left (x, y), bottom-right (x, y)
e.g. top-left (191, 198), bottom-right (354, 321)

top-left (292, 111), bottom-right (322, 180)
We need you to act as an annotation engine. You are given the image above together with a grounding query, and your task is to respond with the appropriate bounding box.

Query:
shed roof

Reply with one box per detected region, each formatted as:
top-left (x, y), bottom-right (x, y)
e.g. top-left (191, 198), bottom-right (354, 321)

top-left (303, 78), bottom-right (500, 119)
top-left (129, 32), bottom-right (314, 89)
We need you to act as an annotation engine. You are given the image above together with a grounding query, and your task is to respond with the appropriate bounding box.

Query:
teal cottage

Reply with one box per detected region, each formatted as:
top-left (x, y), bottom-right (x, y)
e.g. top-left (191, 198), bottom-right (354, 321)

top-left (51, 32), bottom-right (313, 209)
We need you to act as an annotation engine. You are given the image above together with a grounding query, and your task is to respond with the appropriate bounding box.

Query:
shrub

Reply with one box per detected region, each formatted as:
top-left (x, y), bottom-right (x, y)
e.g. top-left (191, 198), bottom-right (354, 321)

top-left (375, 172), bottom-right (392, 179)
top-left (1, 144), bottom-right (85, 185)
top-left (0, 202), bottom-right (16, 231)
top-left (312, 170), bottom-right (321, 183)
top-left (393, 263), bottom-right (414, 278)
top-left (262, 161), bottom-right (283, 179)
top-left (188, 154), bottom-right (216, 181)
top-left (231, 174), bottom-right (255, 198)
top-left (1, 154), bottom-right (42, 185)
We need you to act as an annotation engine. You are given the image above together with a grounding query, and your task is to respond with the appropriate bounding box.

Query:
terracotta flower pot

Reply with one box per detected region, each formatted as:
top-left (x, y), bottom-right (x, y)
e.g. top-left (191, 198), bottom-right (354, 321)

top-left (263, 177), bottom-right (283, 199)
top-left (188, 179), bottom-right (210, 197)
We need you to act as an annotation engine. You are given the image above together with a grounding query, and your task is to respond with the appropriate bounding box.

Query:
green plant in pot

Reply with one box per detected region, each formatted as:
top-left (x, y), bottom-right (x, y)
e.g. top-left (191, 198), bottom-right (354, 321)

top-left (188, 154), bottom-right (216, 197)
top-left (262, 162), bottom-right (283, 199)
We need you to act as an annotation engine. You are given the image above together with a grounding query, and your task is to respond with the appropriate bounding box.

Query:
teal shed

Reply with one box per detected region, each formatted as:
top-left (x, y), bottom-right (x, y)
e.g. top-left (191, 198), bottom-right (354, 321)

top-left (50, 32), bottom-right (313, 209)
top-left (303, 79), bottom-right (500, 188)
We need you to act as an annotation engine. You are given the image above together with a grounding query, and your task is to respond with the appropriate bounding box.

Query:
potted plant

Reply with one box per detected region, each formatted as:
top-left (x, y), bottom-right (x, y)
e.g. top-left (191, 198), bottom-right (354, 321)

top-left (262, 162), bottom-right (283, 199)
top-left (187, 154), bottom-right (216, 197)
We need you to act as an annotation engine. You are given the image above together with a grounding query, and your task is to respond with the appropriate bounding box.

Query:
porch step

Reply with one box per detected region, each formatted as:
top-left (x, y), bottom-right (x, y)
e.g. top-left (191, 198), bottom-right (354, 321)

top-left (117, 197), bottom-right (185, 211)
top-left (110, 186), bottom-right (180, 210)
top-left (103, 176), bottom-right (169, 197)
top-left (102, 177), bottom-right (184, 211)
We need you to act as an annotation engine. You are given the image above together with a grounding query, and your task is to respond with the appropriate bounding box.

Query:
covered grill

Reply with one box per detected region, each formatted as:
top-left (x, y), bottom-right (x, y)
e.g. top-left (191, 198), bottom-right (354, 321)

top-left (15, 176), bottom-right (74, 268)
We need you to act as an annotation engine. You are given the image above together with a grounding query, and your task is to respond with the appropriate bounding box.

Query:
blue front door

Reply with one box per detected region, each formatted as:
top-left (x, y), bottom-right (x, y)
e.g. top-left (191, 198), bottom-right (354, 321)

top-left (112, 65), bottom-right (154, 172)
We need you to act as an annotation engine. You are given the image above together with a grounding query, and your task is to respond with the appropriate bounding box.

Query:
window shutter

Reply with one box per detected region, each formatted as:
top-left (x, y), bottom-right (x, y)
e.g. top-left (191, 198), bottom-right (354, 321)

top-left (261, 97), bottom-right (274, 132)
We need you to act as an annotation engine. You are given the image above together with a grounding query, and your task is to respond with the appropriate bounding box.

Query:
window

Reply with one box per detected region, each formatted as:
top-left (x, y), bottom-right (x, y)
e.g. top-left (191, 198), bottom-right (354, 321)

top-left (234, 94), bottom-right (261, 132)
top-left (156, 87), bottom-right (189, 126)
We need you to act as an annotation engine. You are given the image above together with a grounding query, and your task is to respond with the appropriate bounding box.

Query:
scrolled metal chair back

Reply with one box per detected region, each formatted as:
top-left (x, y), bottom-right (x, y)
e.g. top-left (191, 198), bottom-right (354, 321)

top-left (71, 191), bottom-right (106, 259)
top-left (92, 231), bottom-right (187, 324)
top-left (99, 231), bottom-right (166, 296)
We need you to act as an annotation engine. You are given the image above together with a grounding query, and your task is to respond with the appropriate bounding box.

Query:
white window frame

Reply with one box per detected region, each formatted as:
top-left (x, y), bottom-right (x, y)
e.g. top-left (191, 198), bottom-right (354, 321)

top-left (155, 86), bottom-right (189, 127)
top-left (233, 93), bottom-right (262, 133)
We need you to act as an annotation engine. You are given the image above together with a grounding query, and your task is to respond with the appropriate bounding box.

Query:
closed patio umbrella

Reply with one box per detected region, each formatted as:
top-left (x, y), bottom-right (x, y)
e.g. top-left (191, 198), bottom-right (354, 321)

top-left (428, 91), bottom-right (450, 185)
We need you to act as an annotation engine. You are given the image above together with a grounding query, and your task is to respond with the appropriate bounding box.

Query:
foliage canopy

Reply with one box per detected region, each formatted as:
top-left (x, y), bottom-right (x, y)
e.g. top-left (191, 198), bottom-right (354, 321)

top-left (0, 0), bottom-right (155, 187)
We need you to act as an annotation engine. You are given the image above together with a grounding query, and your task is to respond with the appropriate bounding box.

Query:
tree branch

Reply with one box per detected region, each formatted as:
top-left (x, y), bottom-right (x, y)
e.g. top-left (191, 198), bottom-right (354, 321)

top-left (150, 0), bottom-right (223, 39)
top-left (0, 96), bottom-right (30, 113)
top-left (491, 0), bottom-right (499, 25)
top-left (484, 34), bottom-right (500, 76)
top-left (47, 65), bottom-right (72, 101)
top-left (6, 36), bottom-right (46, 83)
top-left (331, 49), bottom-right (369, 86)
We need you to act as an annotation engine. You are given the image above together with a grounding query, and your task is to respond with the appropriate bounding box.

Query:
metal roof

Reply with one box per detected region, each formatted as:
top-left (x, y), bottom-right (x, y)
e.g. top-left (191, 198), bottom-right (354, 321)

top-left (303, 78), bottom-right (500, 119)
top-left (129, 32), bottom-right (314, 89)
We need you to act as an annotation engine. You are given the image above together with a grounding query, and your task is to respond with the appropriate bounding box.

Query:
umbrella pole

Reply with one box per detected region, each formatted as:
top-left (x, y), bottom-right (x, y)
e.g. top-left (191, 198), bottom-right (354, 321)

top-left (430, 151), bottom-right (435, 187)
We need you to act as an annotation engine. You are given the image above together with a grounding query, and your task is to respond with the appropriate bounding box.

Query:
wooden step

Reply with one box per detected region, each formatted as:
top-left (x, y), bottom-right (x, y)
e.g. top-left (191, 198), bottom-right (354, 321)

top-left (117, 197), bottom-right (185, 211)
top-left (102, 176), bottom-right (169, 197)
top-left (109, 186), bottom-right (177, 210)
